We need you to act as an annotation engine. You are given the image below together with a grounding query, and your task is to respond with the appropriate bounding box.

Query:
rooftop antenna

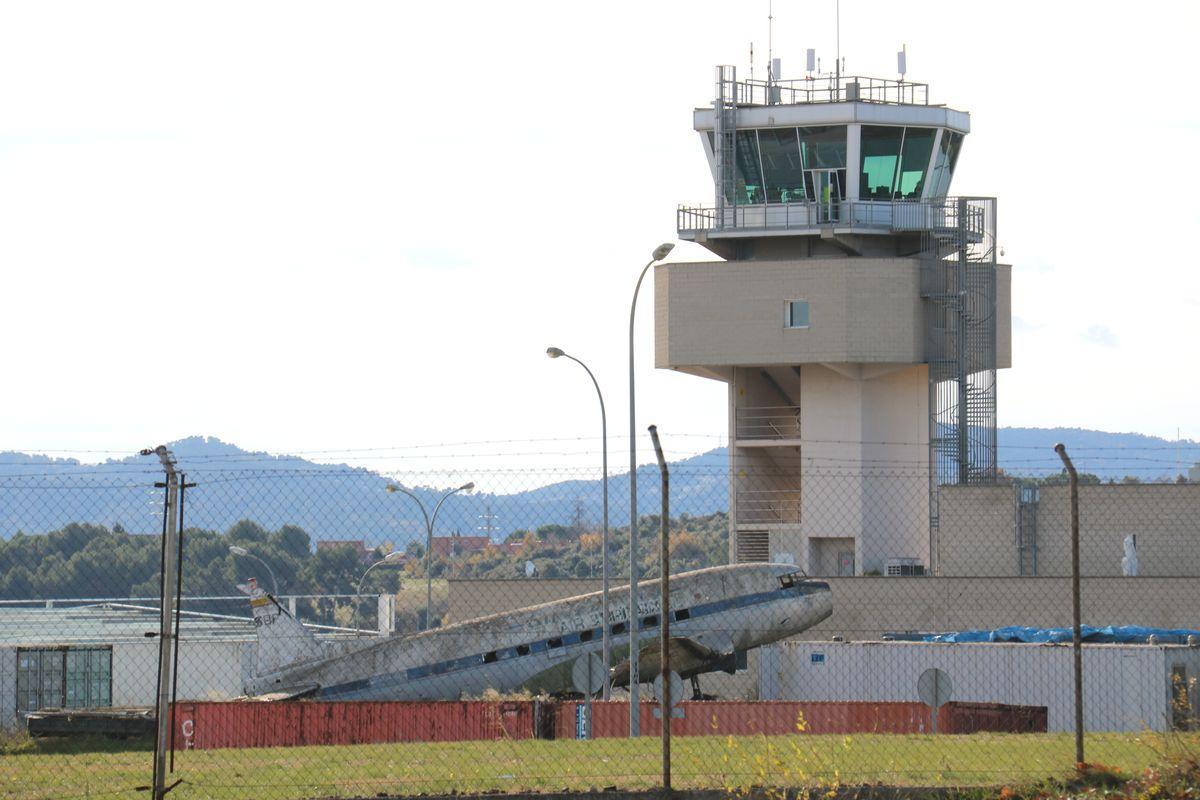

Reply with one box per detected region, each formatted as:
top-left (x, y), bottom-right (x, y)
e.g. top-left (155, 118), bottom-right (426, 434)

top-left (806, 48), bottom-right (816, 77)
top-left (768, 0), bottom-right (774, 81)
top-left (898, 43), bottom-right (907, 79)
top-left (835, 0), bottom-right (841, 90)
top-left (749, 42), bottom-right (754, 81)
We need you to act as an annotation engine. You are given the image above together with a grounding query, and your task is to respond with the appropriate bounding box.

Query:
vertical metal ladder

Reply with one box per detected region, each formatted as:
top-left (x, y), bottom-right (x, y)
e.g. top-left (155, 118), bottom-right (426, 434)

top-left (714, 66), bottom-right (737, 229)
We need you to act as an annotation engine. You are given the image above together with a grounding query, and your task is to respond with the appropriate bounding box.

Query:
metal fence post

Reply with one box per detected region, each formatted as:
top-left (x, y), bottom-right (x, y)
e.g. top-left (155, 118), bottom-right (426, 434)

top-left (649, 425), bottom-right (671, 791)
top-left (143, 446), bottom-right (181, 800)
top-left (1055, 443), bottom-right (1085, 766)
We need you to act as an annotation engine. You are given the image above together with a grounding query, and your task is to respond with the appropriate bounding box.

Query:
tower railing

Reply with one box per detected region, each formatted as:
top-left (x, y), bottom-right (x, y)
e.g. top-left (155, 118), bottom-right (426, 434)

top-left (730, 75), bottom-right (929, 106)
top-left (734, 405), bottom-right (802, 441)
top-left (678, 197), bottom-right (986, 237)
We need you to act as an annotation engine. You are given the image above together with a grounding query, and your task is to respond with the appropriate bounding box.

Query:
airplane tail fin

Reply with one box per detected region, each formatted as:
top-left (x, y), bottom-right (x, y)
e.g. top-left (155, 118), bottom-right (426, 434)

top-left (238, 578), bottom-right (324, 677)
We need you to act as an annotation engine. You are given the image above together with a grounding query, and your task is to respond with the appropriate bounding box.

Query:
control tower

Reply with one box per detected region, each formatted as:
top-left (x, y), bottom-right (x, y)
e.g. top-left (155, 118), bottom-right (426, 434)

top-left (655, 67), bottom-right (1011, 576)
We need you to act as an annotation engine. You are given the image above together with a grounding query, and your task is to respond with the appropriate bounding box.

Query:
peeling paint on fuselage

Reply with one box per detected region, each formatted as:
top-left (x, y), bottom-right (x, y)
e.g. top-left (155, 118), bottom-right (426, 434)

top-left (246, 563), bottom-right (831, 700)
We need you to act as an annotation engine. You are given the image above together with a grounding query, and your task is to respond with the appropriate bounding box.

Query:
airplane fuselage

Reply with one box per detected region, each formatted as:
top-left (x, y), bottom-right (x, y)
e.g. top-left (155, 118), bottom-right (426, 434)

top-left (246, 563), bottom-right (831, 701)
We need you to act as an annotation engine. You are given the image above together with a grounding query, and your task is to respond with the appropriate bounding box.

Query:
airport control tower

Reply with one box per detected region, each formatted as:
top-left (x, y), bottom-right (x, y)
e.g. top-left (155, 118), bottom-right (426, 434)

top-left (655, 65), bottom-right (1011, 576)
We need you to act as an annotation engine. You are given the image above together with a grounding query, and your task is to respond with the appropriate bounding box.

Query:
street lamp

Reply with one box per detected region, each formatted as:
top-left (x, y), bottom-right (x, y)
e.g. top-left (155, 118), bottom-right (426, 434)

top-left (385, 481), bottom-right (475, 631)
top-left (547, 345), bottom-right (611, 699)
top-left (354, 551), bottom-right (405, 636)
top-left (628, 241), bottom-right (674, 734)
top-left (228, 545), bottom-right (278, 597)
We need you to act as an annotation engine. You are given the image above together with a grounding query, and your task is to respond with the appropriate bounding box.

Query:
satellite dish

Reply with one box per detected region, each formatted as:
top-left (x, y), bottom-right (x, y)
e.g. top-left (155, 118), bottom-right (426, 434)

top-left (525, 561), bottom-right (536, 578)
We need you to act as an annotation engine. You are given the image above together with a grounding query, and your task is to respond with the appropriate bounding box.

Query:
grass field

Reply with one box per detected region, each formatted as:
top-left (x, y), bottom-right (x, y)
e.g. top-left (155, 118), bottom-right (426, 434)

top-left (4, 731), bottom-right (1197, 800)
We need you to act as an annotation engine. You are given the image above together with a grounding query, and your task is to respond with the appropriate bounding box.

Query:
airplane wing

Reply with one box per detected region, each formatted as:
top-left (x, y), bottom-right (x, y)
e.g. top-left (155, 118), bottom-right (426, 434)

top-left (242, 684), bottom-right (321, 701)
top-left (609, 637), bottom-right (740, 687)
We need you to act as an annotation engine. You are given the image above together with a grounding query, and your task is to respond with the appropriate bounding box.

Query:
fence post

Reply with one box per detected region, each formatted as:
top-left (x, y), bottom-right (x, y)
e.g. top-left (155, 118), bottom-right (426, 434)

top-left (648, 425), bottom-right (671, 792)
top-left (1054, 443), bottom-right (1084, 766)
top-left (143, 446), bottom-right (181, 800)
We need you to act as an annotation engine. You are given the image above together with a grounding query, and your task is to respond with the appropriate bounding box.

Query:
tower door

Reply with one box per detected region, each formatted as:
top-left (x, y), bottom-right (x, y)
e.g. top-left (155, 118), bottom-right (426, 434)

top-left (807, 169), bottom-right (843, 223)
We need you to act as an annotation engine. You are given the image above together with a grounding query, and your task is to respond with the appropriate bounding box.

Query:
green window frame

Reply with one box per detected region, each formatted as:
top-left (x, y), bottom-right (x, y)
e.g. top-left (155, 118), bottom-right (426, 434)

top-left (16, 646), bottom-right (112, 714)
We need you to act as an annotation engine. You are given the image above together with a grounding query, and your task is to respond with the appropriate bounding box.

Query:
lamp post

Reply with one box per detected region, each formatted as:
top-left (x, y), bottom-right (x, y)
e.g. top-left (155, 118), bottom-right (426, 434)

top-left (547, 346), bottom-right (611, 700)
top-left (354, 551), bottom-right (405, 636)
top-left (385, 481), bottom-right (475, 631)
top-left (228, 545), bottom-right (278, 597)
top-left (627, 241), bottom-right (675, 735)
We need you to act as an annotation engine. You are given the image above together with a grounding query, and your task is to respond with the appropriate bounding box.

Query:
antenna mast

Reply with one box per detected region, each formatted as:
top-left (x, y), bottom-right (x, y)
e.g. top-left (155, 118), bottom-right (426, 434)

top-left (835, 0), bottom-right (841, 95)
top-left (768, 0), bottom-right (774, 81)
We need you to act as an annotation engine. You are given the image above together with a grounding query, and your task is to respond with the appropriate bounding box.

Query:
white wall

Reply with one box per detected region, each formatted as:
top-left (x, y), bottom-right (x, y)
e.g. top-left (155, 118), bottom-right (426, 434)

top-left (2, 640), bottom-right (255, 731)
top-left (760, 640), bottom-right (1200, 733)
top-left (1, 648), bottom-right (15, 732)
top-left (112, 640), bottom-right (252, 707)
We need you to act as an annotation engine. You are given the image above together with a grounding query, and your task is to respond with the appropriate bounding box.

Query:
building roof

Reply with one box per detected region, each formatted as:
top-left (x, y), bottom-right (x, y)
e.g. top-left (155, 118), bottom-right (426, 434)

top-left (0, 604), bottom-right (258, 646)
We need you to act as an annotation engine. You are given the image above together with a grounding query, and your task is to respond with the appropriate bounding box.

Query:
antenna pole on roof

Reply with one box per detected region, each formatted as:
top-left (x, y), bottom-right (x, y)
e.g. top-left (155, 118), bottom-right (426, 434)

top-left (835, 0), bottom-right (841, 97)
top-left (768, 0), bottom-right (774, 82)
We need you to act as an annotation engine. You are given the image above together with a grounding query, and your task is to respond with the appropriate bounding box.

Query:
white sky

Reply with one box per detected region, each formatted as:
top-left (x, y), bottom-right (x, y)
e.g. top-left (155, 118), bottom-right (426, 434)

top-left (0, 0), bottom-right (1196, 472)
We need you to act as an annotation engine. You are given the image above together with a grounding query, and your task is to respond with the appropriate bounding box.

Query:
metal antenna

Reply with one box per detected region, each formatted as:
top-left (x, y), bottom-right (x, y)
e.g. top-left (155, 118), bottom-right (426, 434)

top-left (835, 0), bottom-right (841, 93)
top-left (749, 42), bottom-right (754, 81)
top-left (768, 0), bottom-right (774, 81)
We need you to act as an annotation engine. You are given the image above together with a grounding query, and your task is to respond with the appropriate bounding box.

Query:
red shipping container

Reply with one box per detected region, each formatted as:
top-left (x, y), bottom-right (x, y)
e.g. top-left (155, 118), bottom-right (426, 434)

top-left (171, 700), bottom-right (539, 751)
top-left (554, 700), bottom-right (1045, 739)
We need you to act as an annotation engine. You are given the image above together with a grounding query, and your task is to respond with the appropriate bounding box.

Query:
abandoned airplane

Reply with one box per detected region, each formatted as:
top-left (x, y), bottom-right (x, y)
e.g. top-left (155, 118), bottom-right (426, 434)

top-left (240, 563), bottom-right (833, 701)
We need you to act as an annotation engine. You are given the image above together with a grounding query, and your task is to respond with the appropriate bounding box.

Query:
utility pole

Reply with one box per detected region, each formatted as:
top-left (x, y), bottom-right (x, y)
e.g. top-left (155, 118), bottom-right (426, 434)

top-left (143, 445), bottom-right (181, 800)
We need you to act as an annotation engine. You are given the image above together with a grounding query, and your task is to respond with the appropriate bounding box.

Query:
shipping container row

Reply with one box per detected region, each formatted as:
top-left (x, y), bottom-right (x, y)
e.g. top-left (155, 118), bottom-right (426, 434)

top-left (170, 699), bottom-right (1046, 751)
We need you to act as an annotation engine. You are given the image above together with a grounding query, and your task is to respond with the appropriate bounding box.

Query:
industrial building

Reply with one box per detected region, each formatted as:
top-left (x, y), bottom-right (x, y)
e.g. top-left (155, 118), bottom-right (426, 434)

top-left (759, 639), bottom-right (1200, 733)
top-left (657, 65), bottom-right (1010, 577)
top-left (0, 601), bottom-right (371, 731)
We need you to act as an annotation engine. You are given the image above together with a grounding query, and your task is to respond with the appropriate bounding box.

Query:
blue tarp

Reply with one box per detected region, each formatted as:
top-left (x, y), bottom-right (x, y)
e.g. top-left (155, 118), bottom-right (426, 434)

top-left (918, 625), bottom-right (1200, 645)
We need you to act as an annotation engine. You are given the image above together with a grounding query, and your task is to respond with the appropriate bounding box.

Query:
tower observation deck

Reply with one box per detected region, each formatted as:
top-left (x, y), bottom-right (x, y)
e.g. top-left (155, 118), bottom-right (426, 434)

top-left (655, 66), bottom-right (1010, 576)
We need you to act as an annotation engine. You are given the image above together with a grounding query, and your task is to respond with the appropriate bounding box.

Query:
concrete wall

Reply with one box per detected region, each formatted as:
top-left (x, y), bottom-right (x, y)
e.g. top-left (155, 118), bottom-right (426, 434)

top-left (111, 640), bottom-right (250, 707)
top-left (655, 258), bottom-right (926, 369)
top-left (450, 576), bottom-right (1200, 646)
top-left (939, 483), bottom-right (1200, 577)
top-left (760, 640), bottom-right (1200, 732)
top-left (655, 258), bottom-right (1012, 372)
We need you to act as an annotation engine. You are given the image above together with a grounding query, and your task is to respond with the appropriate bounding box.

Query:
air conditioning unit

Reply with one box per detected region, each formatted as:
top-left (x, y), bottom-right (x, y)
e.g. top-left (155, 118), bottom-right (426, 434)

top-left (885, 558), bottom-right (925, 577)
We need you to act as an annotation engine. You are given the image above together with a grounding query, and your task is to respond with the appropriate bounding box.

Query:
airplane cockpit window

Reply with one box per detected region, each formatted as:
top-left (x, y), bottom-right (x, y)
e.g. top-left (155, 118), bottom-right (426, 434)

top-left (778, 570), bottom-right (807, 589)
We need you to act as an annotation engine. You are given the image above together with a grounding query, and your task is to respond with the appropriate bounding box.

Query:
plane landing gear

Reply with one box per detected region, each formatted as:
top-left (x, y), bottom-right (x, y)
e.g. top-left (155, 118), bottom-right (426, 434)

top-left (690, 675), bottom-right (718, 701)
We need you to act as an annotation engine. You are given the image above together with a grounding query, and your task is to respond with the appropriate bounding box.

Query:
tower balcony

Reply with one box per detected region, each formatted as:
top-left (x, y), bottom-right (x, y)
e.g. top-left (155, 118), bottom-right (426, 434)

top-left (677, 197), bottom-right (988, 242)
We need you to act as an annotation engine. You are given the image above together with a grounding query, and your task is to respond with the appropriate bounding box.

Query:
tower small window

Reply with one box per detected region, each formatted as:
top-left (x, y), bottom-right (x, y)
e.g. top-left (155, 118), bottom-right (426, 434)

top-left (786, 300), bottom-right (809, 328)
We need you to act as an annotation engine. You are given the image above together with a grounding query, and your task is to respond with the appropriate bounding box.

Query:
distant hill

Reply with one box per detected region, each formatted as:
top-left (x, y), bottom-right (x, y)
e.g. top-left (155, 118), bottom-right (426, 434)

top-left (0, 430), bottom-right (1194, 542)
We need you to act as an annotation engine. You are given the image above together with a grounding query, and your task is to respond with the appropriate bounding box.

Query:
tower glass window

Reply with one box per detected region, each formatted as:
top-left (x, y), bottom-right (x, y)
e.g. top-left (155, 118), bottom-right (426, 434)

top-left (733, 130), bottom-right (764, 205)
top-left (759, 128), bottom-right (805, 204)
top-left (930, 130), bottom-right (963, 197)
top-left (896, 127), bottom-right (936, 199)
top-left (797, 126), bottom-right (846, 170)
top-left (860, 126), bottom-right (904, 200)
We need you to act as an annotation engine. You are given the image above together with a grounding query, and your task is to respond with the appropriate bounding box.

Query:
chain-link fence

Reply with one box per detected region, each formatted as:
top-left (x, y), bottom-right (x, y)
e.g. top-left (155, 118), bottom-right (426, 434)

top-left (2, 444), bottom-right (1199, 799)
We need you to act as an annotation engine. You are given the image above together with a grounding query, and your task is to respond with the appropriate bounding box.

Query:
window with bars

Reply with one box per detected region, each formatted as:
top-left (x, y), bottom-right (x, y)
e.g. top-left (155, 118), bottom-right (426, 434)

top-left (16, 647), bottom-right (112, 714)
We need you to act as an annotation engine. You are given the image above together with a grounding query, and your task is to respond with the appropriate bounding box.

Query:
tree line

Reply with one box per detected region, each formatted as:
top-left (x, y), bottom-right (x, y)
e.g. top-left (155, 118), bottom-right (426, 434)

top-left (0, 512), bottom-right (730, 603)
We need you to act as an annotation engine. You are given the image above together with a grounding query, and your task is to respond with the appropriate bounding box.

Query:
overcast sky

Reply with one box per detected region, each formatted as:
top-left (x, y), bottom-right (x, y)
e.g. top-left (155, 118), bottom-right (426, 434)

top-left (0, 1), bottom-right (1196, 473)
